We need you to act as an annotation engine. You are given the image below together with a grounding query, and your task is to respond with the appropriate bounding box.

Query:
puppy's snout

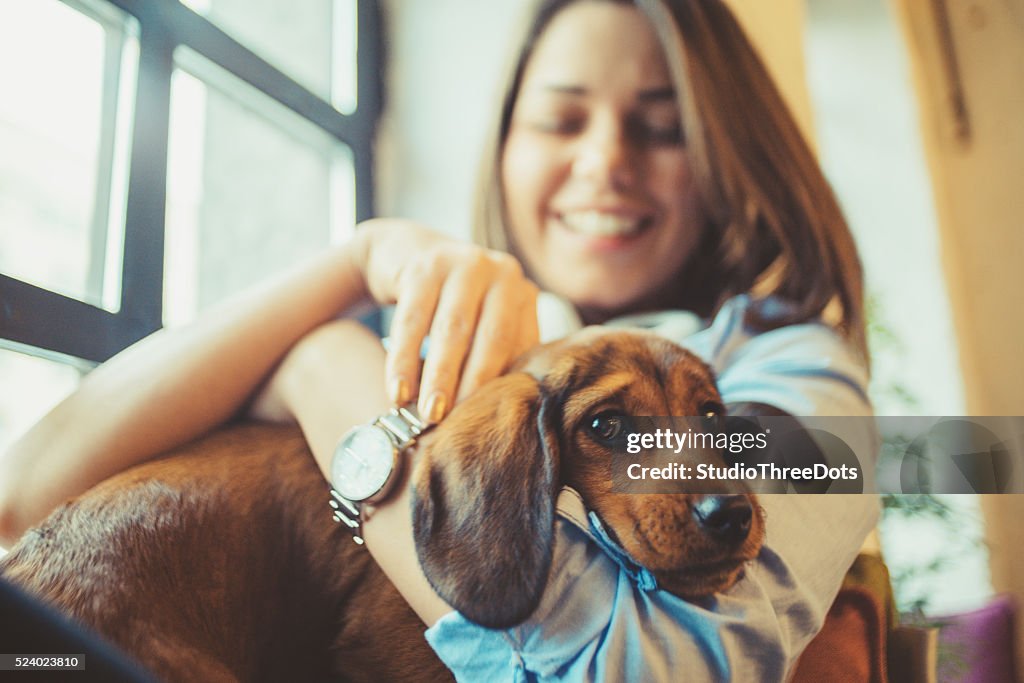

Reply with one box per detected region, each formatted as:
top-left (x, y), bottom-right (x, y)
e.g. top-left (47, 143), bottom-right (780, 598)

top-left (693, 495), bottom-right (753, 545)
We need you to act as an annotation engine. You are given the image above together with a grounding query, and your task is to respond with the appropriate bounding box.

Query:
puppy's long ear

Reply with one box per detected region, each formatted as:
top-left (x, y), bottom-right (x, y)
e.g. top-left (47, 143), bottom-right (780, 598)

top-left (411, 372), bottom-right (560, 629)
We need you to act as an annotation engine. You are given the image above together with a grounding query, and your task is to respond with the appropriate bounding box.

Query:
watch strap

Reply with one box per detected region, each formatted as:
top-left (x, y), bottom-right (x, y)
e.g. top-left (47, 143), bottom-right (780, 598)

top-left (329, 488), bottom-right (364, 544)
top-left (329, 404), bottom-right (429, 545)
top-left (374, 405), bottom-right (427, 449)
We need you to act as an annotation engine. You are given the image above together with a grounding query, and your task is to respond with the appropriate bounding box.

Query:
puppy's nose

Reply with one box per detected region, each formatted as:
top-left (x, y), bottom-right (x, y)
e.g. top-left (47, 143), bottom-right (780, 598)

top-left (693, 495), bottom-right (753, 544)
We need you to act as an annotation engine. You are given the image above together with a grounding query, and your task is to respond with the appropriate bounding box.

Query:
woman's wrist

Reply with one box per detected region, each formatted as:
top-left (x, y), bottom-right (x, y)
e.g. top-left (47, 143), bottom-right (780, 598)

top-left (347, 220), bottom-right (377, 290)
top-left (349, 218), bottom-right (403, 302)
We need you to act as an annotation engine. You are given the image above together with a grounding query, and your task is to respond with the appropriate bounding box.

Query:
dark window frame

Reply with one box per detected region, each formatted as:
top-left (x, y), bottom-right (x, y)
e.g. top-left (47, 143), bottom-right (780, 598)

top-left (0, 0), bottom-right (383, 364)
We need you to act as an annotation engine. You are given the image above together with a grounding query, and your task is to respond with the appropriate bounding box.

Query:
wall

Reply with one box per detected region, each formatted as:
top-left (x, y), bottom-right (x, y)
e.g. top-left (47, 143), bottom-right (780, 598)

top-left (806, 0), bottom-right (965, 417)
top-left (890, 0), bottom-right (1024, 671)
top-left (889, 0), bottom-right (1024, 416)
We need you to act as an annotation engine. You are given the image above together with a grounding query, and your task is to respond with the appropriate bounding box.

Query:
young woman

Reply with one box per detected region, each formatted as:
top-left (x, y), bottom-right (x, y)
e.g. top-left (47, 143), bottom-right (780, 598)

top-left (0, 0), bottom-right (878, 679)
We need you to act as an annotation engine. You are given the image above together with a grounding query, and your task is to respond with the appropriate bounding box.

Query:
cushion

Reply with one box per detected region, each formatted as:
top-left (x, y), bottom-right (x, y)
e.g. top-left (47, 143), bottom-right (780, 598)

top-left (933, 594), bottom-right (1019, 683)
top-left (792, 586), bottom-right (887, 683)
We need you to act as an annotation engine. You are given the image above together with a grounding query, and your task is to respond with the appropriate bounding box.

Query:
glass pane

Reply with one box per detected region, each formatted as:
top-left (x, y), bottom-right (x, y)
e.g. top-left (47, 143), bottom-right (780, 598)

top-left (0, 0), bottom-right (136, 311)
top-left (0, 345), bottom-right (82, 456)
top-left (179, 0), bottom-right (358, 113)
top-left (332, 0), bottom-right (358, 114)
top-left (164, 48), bottom-right (355, 327)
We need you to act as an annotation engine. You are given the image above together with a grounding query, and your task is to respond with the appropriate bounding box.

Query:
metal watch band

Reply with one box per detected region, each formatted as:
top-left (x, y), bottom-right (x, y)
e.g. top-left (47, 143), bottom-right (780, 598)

top-left (328, 404), bottom-right (428, 545)
top-left (329, 489), bottom-right (364, 543)
top-left (374, 405), bottom-right (427, 449)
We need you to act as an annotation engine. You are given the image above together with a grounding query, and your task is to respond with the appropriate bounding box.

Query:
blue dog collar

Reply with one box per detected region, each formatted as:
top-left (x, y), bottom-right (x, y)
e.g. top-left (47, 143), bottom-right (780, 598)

top-left (587, 511), bottom-right (659, 593)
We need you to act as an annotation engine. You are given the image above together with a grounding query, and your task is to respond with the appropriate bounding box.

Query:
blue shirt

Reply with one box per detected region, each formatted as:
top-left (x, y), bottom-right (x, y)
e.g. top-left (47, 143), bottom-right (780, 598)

top-left (424, 296), bottom-right (880, 682)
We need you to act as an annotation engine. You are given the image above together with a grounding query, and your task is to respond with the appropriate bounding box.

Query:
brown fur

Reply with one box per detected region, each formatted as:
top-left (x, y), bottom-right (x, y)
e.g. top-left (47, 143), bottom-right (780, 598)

top-left (0, 425), bottom-right (445, 682)
top-left (1, 329), bottom-right (764, 681)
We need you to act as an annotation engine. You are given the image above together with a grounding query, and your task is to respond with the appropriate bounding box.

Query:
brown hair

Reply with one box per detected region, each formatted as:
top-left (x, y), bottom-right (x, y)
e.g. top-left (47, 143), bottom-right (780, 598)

top-left (472, 0), bottom-right (868, 360)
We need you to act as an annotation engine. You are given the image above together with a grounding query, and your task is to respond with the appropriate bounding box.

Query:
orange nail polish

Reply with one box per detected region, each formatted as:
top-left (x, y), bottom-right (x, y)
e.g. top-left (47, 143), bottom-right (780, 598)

top-left (425, 392), bottom-right (448, 424)
top-left (391, 377), bottom-right (411, 405)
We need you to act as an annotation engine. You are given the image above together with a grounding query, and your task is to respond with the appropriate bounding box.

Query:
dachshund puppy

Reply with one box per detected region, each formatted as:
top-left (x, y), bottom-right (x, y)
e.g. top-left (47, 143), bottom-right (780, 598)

top-left (412, 327), bottom-right (766, 627)
top-left (0, 329), bottom-right (764, 682)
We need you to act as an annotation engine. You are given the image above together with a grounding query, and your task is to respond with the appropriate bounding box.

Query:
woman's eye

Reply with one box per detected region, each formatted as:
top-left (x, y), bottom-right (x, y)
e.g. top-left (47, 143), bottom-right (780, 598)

top-left (633, 121), bottom-right (683, 146)
top-left (587, 412), bottom-right (628, 443)
top-left (532, 117), bottom-right (584, 135)
top-left (648, 124), bottom-right (683, 145)
top-left (624, 108), bottom-right (684, 146)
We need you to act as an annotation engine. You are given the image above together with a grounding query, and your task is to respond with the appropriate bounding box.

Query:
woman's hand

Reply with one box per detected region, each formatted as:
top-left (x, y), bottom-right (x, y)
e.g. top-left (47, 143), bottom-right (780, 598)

top-left (356, 218), bottom-right (539, 422)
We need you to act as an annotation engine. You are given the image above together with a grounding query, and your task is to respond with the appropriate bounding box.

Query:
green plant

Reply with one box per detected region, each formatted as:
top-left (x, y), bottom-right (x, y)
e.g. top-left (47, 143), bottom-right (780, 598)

top-left (867, 293), bottom-right (985, 616)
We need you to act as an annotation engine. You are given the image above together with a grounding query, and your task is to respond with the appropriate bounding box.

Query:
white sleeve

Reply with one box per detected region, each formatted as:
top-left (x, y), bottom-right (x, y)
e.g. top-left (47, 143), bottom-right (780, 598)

top-left (712, 320), bottom-right (872, 418)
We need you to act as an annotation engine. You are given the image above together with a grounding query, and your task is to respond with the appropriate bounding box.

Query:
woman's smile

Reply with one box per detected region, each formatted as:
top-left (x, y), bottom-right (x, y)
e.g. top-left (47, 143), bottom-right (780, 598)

top-left (553, 206), bottom-right (654, 249)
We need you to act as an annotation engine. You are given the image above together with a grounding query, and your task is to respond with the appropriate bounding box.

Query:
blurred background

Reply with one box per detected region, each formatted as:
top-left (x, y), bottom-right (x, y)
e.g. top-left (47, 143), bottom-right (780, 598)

top-left (1, 0), bottom-right (1022, 677)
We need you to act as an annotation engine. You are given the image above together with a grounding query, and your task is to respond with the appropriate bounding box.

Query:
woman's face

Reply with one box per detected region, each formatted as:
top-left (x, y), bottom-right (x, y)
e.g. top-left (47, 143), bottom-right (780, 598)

top-left (502, 1), bottom-right (705, 321)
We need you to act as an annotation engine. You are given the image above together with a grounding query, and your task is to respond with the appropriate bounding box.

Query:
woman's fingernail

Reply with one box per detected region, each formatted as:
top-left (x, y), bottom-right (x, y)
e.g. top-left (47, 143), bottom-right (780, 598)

top-left (423, 391), bottom-right (448, 424)
top-left (390, 377), bottom-right (411, 406)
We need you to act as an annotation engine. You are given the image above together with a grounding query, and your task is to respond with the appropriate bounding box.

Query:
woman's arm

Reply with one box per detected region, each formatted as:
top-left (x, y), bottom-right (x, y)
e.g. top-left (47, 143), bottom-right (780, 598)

top-left (0, 238), bottom-right (370, 546)
top-left (0, 219), bottom-right (539, 548)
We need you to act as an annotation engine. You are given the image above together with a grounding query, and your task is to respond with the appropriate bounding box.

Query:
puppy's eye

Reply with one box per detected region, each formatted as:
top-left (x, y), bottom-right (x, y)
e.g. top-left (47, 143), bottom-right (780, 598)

top-left (587, 412), bottom-right (629, 443)
top-left (699, 401), bottom-right (726, 431)
top-left (699, 401), bottom-right (725, 419)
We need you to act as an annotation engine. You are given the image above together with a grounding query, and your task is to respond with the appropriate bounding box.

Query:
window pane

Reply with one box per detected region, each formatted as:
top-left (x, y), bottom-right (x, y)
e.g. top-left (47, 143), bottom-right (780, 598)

top-left (0, 0), bottom-right (136, 311)
top-left (164, 48), bottom-right (355, 327)
top-left (179, 0), bottom-right (358, 113)
top-left (0, 345), bottom-right (83, 456)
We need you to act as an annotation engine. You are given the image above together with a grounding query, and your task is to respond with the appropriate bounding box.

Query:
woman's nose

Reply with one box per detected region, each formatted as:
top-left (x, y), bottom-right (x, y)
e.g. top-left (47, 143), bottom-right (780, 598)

top-left (571, 118), bottom-right (638, 190)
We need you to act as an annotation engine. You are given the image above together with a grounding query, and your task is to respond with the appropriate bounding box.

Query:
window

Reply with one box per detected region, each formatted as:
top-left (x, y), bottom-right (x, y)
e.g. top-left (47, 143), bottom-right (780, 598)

top-left (164, 48), bottom-right (356, 325)
top-left (0, 0), bottom-right (382, 446)
top-left (0, 0), bottom-right (135, 313)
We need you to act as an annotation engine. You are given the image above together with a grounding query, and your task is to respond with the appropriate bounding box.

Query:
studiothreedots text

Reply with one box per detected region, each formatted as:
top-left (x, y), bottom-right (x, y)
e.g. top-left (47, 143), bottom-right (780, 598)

top-left (625, 461), bottom-right (860, 482)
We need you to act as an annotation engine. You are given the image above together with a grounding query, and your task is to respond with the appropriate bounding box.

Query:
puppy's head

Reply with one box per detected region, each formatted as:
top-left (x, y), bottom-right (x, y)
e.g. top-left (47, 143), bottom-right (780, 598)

top-left (411, 329), bottom-right (765, 628)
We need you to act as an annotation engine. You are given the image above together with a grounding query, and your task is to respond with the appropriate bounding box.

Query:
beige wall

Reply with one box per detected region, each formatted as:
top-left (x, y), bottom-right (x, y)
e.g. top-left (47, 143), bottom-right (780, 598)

top-left (891, 0), bottom-right (1024, 675)
top-left (890, 0), bottom-right (1024, 415)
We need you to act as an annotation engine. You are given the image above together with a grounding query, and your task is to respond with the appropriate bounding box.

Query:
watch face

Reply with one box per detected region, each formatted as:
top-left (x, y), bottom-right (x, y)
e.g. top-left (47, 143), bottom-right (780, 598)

top-left (331, 425), bottom-right (396, 501)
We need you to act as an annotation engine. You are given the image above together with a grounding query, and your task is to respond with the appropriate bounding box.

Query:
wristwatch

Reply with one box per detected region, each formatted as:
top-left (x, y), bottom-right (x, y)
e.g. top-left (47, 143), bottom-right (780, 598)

top-left (328, 405), bottom-right (428, 544)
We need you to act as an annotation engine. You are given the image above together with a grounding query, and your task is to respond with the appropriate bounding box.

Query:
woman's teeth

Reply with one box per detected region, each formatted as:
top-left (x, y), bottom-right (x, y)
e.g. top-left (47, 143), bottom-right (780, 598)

top-left (560, 211), bottom-right (644, 237)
